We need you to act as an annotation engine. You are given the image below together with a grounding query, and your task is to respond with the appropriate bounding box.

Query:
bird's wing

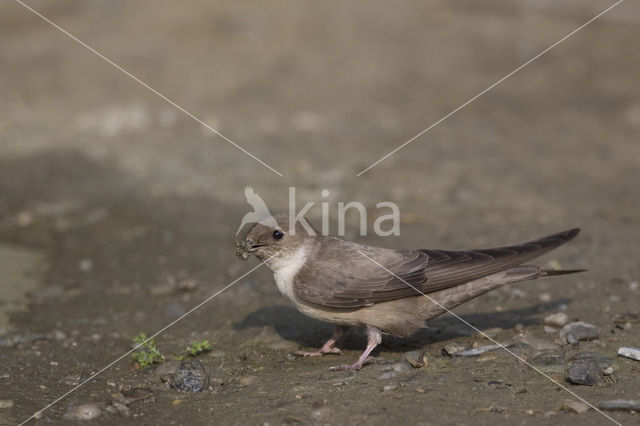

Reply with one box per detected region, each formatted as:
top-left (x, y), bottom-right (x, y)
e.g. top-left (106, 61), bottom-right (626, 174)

top-left (293, 229), bottom-right (580, 308)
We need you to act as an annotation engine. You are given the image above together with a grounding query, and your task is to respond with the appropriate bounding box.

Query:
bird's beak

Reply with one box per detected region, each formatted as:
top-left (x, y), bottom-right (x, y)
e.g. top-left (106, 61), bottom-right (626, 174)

top-left (235, 240), bottom-right (266, 260)
top-left (247, 244), bottom-right (265, 253)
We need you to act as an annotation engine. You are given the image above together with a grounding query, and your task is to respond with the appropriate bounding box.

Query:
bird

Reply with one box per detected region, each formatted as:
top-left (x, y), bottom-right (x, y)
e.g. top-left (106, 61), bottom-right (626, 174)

top-left (237, 213), bottom-right (582, 371)
top-left (235, 186), bottom-right (278, 236)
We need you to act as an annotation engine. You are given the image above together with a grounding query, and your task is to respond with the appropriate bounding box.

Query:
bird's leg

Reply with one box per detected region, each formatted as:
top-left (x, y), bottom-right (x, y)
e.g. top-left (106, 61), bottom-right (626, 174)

top-left (295, 325), bottom-right (349, 357)
top-left (330, 325), bottom-right (382, 371)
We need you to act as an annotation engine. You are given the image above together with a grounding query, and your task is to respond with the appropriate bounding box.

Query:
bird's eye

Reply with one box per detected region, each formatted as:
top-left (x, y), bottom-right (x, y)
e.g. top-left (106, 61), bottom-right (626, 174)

top-left (272, 230), bottom-right (284, 240)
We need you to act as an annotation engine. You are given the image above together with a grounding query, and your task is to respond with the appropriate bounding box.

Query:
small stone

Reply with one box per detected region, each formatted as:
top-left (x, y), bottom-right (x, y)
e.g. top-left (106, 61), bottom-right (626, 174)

top-left (531, 349), bottom-right (565, 374)
top-left (404, 350), bottom-right (428, 368)
top-left (629, 281), bottom-right (639, 291)
top-left (112, 402), bottom-right (129, 416)
top-left (614, 313), bottom-right (639, 324)
top-left (561, 401), bottom-right (590, 414)
top-left (544, 326), bottom-right (557, 334)
top-left (539, 293), bottom-right (552, 302)
top-left (566, 332), bottom-right (579, 346)
top-left (617, 346), bottom-right (640, 361)
top-left (377, 371), bottom-right (396, 380)
top-left (442, 342), bottom-right (466, 356)
top-left (565, 360), bottom-right (603, 386)
top-left (545, 313), bottom-right (568, 327)
top-left (511, 331), bottom-right (557, 351)
top-left (477, 353), bottom-right (498, 362)
top-left (456, 345), bottom-right (501, 357)
top-left (154, 361), bottom-right (180, 378)
top-left (239, 376), bottom-right (256, 386)
top-left (603, 366), bottom-right (614, 375)
top-left (599, 400), bottom-right (640, 412)
top-left (382, 384), bottom-right (397, 392)
top-left (161, 360), bottom-right (209, 392)
top-left (120, 387), bottom-right (154, 405)
top-left (0, 400), bottom-right (14, 409)
top-left (17, 211), bottom-right (34, 226)
top-left (64, 403), bottom-right (102, 420)
top-left (560, 322), bottom-right (599, 343)
top-left (171, 399), bottom-right (182, 406)
top-left (78, 259), bottom-right (93, 272)
top-left (571, 352), bottom-right (614, 370)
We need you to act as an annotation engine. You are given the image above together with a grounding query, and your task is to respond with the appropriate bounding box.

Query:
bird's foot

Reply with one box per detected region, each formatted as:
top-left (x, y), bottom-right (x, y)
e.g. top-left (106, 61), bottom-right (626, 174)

top-left (329, 356), bottom-right (373, 371)
top-left (294, 347), bottom-right (342, 357)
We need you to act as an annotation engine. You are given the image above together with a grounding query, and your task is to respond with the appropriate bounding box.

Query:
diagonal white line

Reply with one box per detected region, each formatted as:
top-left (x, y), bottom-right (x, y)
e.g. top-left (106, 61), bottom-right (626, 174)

top-left (356, 0), bottom-right (625, 176)
top-left (13, 0), bottom-right (283, 177)
top-left (19, 252), bottom-right (279, 425)
top-left (355, 249), bottom-right (622, 426)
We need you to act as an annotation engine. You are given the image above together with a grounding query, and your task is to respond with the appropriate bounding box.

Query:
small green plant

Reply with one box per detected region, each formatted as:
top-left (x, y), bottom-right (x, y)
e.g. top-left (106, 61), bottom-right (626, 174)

top-left (131, 333), bottom-right (165, 367)
top-left (177, 339), bottom-right (212, 360)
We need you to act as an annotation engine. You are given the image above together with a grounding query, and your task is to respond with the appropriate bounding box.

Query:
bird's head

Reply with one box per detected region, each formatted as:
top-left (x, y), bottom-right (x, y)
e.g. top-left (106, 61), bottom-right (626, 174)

top-left (235, 212), bottom-right (318, 262)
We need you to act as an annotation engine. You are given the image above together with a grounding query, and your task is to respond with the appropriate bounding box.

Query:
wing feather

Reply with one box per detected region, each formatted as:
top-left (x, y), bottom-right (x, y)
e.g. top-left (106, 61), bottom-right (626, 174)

top-left (293, 229), bottom-right (579, 308)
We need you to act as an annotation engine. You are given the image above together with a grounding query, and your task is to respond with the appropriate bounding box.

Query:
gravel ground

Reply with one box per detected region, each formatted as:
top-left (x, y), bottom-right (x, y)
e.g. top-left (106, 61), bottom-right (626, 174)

top-left (1, 1), bottom-right (639, 425)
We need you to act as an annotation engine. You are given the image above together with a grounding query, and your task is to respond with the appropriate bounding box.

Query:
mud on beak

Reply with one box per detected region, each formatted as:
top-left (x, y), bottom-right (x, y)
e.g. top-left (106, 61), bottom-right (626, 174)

top-left (235, 240), bottom-right (265, 260)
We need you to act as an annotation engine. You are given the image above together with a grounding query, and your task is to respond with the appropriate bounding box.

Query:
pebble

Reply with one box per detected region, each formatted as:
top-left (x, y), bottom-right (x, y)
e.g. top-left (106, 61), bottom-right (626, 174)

top-left (560, 322), bottom-right (599, 343)
top-left (544, 326), bottom-right (557, 334)
top-left (120, 387), bottom-right (154, 405)
top-left (617, 346), bottom-right (640, 361)
top-left (571, 352), bottom-right (613, 370)
top-left (442, 342), bottom-right (466, 356)
top-left (0, 400), bottom-right (14, 409)
top-left (531, 349), bottom-right (565, 374)
top-left (599, 400), bottom-right (640, 412)
top-left (77, 259), bottom-right (93, 272)
top-left (614, 313), bottom-right (639, 324)
top-left (154, 361), bottom-right (180, 378)
top-left (539, 293), bottom-right (552, 302)
top-left (544, 312), bottom-right (568, 327)
top-left (64, 403), bottom-right (102, 420)
top-left (455, 345), bottom-right (501, 357)
top-left (109, 402), bottom-right (129, 417)
top-left (511, 331), bottom-right (556, 351)
top-left (239, 376), bottom-right (256, 386)
top-left (161, 360), bottom-right (210, 392)
top-left (477, 353), bottom-right (498, 362)
top-left (565, 360), bottom-right (603, 386)
top-left (566, 332), bottom-right (579, 346)
top-left (561, 401), bottom-right (590, 414)
top-left (404, 350), bottom-right (428, 368)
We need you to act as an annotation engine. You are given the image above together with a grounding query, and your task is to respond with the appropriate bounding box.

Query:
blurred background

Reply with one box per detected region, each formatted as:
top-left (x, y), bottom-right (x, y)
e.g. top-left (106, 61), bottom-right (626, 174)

top-left (1, 0), bottom-right (638, 424)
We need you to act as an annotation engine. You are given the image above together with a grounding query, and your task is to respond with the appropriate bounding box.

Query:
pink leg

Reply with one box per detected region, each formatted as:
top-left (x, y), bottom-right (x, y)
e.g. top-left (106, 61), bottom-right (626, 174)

top-left (295, 326), bottom-right (349, 357)
top-left (330, 325), bottom-right (382, 371)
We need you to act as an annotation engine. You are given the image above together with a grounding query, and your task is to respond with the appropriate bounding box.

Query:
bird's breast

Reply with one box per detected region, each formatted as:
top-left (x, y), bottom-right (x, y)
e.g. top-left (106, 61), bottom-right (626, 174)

top-left (270, 245), bottom-right (308, 302)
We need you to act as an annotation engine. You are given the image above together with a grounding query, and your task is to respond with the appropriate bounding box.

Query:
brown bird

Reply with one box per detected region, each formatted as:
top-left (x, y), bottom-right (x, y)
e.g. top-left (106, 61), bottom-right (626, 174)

top-left (237, 213), bottom-right (582, 371)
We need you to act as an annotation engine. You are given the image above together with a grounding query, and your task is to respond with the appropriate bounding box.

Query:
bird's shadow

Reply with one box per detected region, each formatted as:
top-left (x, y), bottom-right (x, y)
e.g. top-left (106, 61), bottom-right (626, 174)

top-left (234, 299), bottom-right (571, 352)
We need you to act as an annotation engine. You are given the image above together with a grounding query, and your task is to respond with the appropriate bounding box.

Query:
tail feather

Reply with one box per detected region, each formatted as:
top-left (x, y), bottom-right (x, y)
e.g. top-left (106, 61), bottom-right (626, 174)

top-left (419, 228), bottom-right (582, 293)
top-left (542, 268), bottom-right (587, 276)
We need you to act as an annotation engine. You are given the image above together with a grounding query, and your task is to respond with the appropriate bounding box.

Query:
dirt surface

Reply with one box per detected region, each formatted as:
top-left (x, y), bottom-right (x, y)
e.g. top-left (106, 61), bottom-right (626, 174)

top-left (1, 1), bottom-right (639, 425)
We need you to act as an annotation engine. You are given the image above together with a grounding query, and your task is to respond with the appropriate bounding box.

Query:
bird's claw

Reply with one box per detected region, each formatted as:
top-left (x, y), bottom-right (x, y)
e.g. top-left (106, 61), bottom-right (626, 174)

top-left (329, 356), bottom-right (373, 371)
top-left (294, 347), bottom-right (342, 357)
top-left (329, 363), bottom-right (362, 372)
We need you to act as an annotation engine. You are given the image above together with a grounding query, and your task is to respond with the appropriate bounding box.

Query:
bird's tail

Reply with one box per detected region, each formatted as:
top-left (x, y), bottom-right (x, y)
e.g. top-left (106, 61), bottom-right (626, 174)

top-left (542, 268), bottom-right (587, 276)
top-left (419, 265), bottom-right (585, 323)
